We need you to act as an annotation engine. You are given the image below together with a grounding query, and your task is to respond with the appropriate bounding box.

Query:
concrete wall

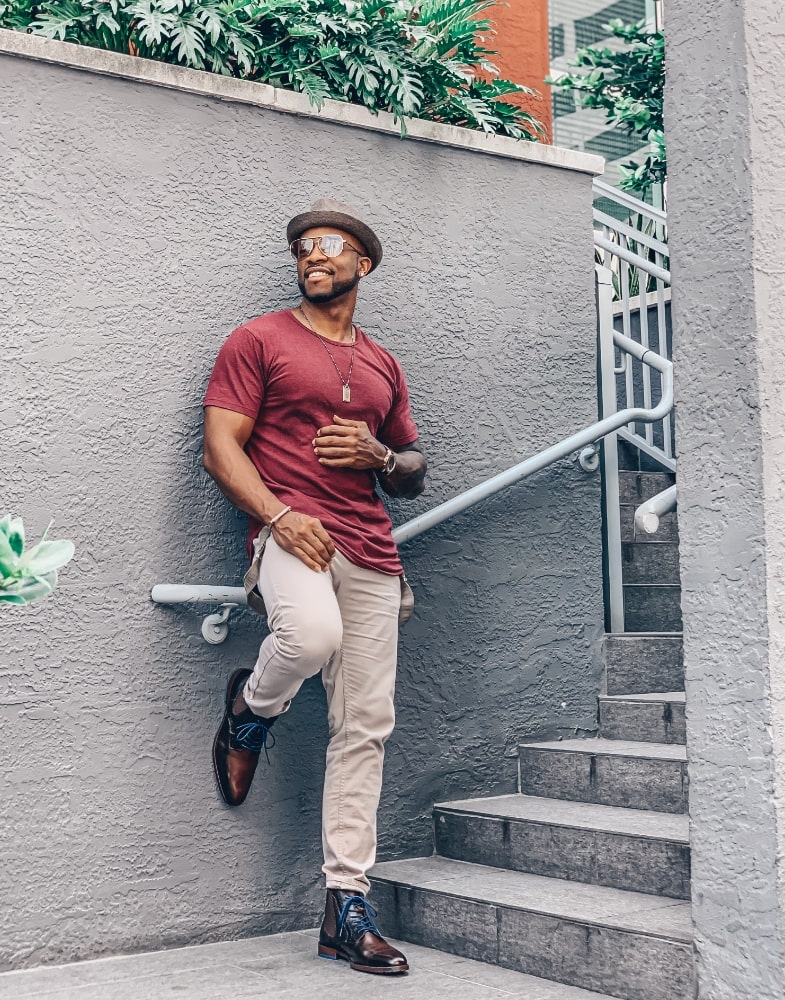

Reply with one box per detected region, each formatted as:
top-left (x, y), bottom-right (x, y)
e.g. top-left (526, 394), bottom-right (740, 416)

top-left (665, 2), bottom-right (785, 996)
top-left (0, 33), bottom-right (604, 969)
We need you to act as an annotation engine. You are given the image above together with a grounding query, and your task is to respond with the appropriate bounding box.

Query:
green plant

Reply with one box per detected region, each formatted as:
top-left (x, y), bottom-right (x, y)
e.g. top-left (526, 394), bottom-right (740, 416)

top-left (0, 515), bottom-right (75, 605)
top-left (548, 19), bottom-right (664, 196)
top-left (0, 0), bottom-right (545, 140)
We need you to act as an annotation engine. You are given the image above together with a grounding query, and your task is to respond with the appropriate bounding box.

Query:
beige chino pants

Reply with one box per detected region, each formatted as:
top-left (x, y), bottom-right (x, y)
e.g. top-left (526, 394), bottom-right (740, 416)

top-left (242, 536), bottom-right (402, 895)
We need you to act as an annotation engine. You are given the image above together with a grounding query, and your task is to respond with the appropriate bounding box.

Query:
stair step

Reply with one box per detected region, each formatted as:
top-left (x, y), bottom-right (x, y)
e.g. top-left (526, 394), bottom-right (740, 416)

top-left (519, 739), bottom-right (688, 813)
top-left (624, 586), bottom-right (683, 632)
top-left (605, 633), bottom-right (684, 695)
top-left (434, 794), bottom-right (690, 899)
top-left (622, 542), bottom-right (680, 585)
top-left (370, 856), bottom-right (694, 1000)
top-left (600, 692), bottom-right (686, 744)
top-left (618, 471), bottom-right (676, 506)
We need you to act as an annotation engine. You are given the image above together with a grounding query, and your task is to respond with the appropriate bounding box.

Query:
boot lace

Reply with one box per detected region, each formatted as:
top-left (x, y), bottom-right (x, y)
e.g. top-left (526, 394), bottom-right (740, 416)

top-left (338, 896), bottom-right (380, 940)
top-left (229, 718), bottom-right (276, 760)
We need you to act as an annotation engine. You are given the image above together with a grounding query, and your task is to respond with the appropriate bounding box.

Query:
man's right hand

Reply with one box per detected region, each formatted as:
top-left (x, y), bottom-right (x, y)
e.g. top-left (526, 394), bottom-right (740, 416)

top-left (271, 511), bottom-right (335, 572)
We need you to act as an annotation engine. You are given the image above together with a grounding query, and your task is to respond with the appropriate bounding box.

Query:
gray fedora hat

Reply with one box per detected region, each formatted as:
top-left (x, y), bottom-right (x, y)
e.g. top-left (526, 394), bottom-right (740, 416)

top-left (286, 198), bottom-right (383, 272)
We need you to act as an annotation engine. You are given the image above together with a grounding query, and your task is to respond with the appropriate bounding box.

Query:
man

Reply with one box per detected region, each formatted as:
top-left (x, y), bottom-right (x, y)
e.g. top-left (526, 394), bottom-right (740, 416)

top-left (202, 199), bottom-right (427, 976)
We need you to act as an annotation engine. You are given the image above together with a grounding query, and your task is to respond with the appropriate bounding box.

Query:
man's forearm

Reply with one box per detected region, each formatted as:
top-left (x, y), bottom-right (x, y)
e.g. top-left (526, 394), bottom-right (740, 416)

top-left (203, 440), bottom-right (287, 526)
top-left (377, 448), bottom-right (427, 499)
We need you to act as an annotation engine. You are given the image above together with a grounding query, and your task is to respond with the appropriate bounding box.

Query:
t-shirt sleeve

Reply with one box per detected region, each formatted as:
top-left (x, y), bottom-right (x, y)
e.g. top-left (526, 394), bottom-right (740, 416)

top-left (378, 357), bottom-right (419, 449)
top-left (203, 325), bottom-right (265, 420)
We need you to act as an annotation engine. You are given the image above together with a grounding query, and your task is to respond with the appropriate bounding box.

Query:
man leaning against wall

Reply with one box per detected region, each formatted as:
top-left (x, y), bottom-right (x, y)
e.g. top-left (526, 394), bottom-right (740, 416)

top-left (202, 198), bottom-right (427, 975)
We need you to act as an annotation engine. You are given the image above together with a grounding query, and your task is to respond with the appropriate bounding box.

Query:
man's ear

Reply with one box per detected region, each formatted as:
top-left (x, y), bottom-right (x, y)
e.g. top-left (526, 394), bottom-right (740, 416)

top-left (358, 257), bottom-right (372, 278)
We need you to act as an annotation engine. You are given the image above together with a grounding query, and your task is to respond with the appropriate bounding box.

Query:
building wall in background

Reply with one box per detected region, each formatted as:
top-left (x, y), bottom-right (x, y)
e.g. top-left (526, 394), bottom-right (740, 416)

top-left (0, 35), bottom-right (604, 971)
top-left (492, 0), bottom-right (658, 191)
top-left (490, 0), bottom-right (553, 140)
top-left (549, 0), bottom-right (649, 188)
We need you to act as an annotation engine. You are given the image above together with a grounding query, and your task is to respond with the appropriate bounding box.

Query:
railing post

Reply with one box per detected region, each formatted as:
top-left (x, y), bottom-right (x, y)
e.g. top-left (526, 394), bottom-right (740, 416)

top-left (597, 265), bottom-right (626, 633)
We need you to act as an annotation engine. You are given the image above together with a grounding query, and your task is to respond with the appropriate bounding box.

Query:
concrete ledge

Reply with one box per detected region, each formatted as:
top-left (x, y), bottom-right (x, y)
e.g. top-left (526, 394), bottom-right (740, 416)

top-left (0, 27), bottom-right (604, 176)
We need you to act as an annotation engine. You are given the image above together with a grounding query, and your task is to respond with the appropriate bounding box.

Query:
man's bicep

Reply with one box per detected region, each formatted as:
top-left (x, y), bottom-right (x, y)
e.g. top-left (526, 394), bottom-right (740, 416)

top-left (204, 406), bottom-right (256, 449)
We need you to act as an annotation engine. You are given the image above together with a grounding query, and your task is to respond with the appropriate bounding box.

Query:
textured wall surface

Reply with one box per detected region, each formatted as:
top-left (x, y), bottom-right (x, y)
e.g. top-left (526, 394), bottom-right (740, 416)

top-left (0, 44), bottom-right (603, 970)
top-left (665, 2), bottom-right (785, 996)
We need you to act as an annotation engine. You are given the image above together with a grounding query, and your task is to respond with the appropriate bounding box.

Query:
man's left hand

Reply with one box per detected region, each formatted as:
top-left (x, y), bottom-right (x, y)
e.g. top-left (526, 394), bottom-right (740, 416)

top-left (313, 415), bottom-right (386, 470)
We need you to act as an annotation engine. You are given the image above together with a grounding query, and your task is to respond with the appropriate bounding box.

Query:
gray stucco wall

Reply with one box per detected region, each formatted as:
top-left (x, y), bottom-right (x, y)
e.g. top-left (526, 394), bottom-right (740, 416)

top-left (666, 2), bottom-right (785, 996)
top-left (0, 39), bottom-right (604, 969)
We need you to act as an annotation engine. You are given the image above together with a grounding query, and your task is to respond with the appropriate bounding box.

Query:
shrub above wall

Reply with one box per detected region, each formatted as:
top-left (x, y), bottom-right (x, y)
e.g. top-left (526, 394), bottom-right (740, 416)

top-left (0, 0), bottom-right (546, 139)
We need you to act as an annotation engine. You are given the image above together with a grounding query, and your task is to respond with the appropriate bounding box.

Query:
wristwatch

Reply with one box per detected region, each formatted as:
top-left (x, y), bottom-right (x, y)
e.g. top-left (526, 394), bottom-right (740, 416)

top-left (380, 447), bottom-right (396, 476)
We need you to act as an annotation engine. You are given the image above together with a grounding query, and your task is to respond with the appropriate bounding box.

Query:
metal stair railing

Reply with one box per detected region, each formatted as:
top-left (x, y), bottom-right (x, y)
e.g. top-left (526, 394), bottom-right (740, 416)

top-left (592, 178), bottom-right (673, 473)
top-left (635, 484), bottom-right (677, 536)
top-left (151, 266), bottom-right (672, 643)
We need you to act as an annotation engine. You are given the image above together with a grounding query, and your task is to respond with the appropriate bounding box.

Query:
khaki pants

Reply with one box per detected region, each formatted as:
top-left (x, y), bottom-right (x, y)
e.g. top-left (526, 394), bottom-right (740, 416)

top-left (243, 536), bottom-right (401, 895)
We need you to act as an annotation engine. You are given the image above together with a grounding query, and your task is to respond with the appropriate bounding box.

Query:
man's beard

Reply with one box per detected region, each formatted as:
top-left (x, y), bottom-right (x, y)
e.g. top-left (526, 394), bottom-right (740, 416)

top-left (298, 270), bottom-right (361, 304)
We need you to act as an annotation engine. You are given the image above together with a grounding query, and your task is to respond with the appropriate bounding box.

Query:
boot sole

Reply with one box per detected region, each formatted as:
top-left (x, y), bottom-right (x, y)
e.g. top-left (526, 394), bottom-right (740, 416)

top-left (317, 943), bottom-right (408, 974)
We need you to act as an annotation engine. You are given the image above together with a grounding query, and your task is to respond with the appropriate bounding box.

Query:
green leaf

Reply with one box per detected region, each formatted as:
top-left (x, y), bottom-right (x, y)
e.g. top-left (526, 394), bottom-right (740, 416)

top-left (12, 575), bottom-right (56, 604)
top-left (6, 517), bottom-right (24, 558)
top-left (0, 530), bottom-right (17, 577)
top-left (19, 539), bottom-right (75, 576)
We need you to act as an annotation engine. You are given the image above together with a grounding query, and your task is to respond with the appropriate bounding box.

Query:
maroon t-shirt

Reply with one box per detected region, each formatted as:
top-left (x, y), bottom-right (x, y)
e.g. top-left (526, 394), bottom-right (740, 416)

top-left (204, 310), bottom-right (419, 575)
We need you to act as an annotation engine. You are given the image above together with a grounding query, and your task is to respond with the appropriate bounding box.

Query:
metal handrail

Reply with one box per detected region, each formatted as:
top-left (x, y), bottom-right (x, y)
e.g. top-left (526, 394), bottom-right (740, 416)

top-left (634, 484), bottom-right (677, 535)
top-left (151, 328), bottom-right (673, 635)
top-left (593, 234), bottom-right (670, 283)
top-left (394, 331), bottom-right (671, 545)
top-left (592, 179), bottom-right (667, 225)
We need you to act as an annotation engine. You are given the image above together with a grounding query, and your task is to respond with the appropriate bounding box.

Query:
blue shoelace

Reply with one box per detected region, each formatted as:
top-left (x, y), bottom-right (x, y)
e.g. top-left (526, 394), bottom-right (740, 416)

top-left (229, 717), bottom-right (276, 759)
top-left (338, 895), bottom-right (380, 940)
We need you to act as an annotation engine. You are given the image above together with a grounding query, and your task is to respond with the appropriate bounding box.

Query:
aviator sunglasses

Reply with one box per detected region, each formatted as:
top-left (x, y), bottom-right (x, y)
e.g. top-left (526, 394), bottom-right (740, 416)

top-left (289, 234), bottom-right (364, 260)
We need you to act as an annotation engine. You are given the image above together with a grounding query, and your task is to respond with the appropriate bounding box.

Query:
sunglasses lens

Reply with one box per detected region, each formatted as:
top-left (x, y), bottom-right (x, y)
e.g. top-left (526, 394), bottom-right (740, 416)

top-left (319, 235), bottom-right (344, 257)
top-left (291, 238), bottom-right (313, 259)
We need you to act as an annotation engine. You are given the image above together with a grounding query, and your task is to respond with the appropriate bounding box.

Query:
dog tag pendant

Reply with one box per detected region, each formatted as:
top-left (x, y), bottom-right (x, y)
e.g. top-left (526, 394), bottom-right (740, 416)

top-left (343, 385), bottom-right (351, 403)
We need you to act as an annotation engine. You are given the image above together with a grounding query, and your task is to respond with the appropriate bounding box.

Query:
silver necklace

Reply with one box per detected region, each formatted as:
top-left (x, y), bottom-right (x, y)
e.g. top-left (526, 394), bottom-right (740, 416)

top-left (298, 307), bottom-right (356, 403)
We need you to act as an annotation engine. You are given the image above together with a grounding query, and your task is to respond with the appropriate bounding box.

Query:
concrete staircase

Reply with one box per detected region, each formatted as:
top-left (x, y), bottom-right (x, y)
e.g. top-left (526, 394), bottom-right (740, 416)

top-left (619, 466), bottom-right (681, 633)
top-left (371, 637), bottom-right (693, 999)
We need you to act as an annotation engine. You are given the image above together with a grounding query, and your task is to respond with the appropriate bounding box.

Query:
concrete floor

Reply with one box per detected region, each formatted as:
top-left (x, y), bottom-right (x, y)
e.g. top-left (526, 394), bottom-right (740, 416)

top-left (0, 929), bottom-right (616, 1000)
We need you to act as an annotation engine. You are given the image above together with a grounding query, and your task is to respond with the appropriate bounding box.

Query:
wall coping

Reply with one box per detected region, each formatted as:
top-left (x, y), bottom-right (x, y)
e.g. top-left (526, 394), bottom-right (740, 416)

top-left (0, 28), bottom-right (604, 177)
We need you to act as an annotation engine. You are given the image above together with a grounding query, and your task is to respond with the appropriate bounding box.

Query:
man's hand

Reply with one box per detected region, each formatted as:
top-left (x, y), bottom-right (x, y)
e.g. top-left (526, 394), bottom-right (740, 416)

top-left (313, 415), bottom-right (386, 470)
top-left (271, 511), bottom-right (335, 572)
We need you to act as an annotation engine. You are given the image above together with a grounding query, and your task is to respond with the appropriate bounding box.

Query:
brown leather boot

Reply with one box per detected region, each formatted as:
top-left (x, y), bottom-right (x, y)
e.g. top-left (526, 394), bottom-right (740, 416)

top-left (212, 669), bottom-right (277, 806)
top-left (318, 888), bottom-right (408, 974)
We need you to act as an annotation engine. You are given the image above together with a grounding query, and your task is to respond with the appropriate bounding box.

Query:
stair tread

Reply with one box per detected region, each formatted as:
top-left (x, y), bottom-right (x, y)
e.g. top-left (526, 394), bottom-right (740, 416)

top-left (606, 631), bottom-right (683, 638)
top-left (522, 738), bottom-right (687, 761)
top-left (404, 947), bottom-right (624, 999)
top-left (435, 794), bottom-right (689, 842)
top-left (600, 691), bottom-right (685, 703)
top-left (370, 856), bottom-right (693, 942)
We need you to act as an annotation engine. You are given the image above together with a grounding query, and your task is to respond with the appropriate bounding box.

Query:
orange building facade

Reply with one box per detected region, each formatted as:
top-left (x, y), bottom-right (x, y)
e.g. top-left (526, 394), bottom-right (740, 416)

top-left (490, 1), bottom-right (553, 141)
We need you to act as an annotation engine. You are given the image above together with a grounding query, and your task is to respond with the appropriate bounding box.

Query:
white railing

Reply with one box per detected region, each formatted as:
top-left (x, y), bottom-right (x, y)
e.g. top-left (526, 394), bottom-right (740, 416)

top-left (593, 180), bottom-right (676, 628)
top-left (635, 484), bottom-right (677, 535)
top-left (152, 266), bottom-right (672, 643)
top-left (592, 178), bottom-right (674, 473)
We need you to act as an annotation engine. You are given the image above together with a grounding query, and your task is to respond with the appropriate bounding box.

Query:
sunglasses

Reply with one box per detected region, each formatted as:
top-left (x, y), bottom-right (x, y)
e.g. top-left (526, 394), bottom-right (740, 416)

top-left (289, 234), bottom-right (364, 260)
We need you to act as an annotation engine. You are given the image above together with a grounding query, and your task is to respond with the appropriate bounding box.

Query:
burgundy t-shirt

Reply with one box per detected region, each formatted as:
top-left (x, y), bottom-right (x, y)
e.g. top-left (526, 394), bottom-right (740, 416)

top-left (204, 310), bottom-right (419, 575)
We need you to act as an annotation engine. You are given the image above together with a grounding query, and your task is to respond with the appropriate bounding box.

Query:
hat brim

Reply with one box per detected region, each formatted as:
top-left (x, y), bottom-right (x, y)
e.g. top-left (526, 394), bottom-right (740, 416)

top-left (286, 210), bottom-right (382, 272)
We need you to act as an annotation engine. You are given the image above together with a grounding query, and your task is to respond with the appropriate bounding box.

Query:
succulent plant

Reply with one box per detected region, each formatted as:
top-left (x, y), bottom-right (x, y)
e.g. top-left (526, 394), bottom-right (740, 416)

top-left (0, 515), bottom-right (75, 605)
